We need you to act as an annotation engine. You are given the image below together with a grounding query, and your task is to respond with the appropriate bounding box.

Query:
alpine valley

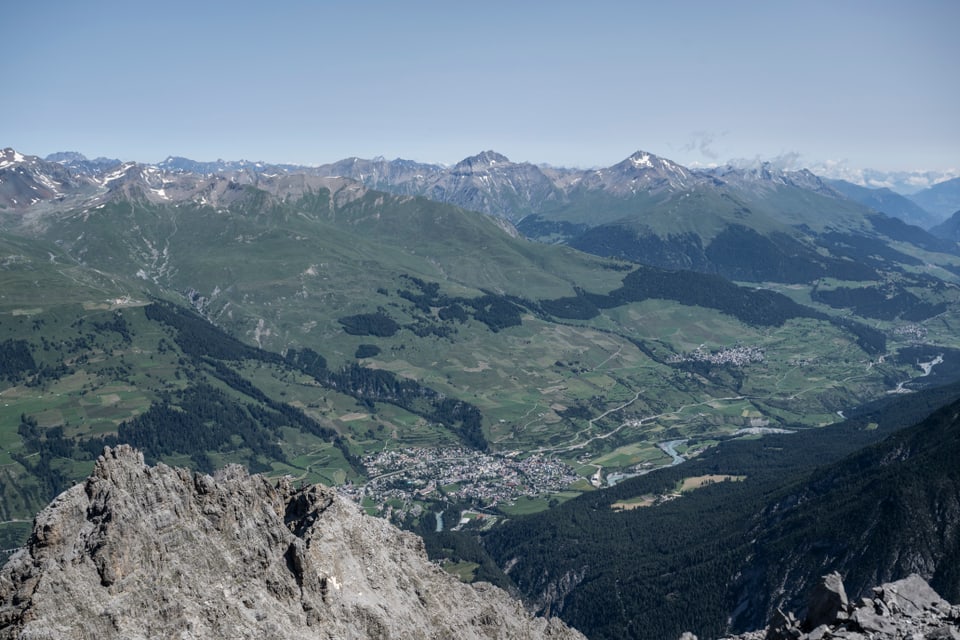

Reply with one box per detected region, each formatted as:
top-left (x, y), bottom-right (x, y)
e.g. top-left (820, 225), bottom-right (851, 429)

top-left (2, 146), bottom-right (960, 639)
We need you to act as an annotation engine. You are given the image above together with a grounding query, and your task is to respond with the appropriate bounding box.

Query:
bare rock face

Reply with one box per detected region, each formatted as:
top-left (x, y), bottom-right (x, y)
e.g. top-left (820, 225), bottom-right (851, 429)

top-left (0, 446), bottom-right (583, 639)
top-left (712, 572), bottom-right (959, 640)
top-left (801, 571), bottom-right (847, 631)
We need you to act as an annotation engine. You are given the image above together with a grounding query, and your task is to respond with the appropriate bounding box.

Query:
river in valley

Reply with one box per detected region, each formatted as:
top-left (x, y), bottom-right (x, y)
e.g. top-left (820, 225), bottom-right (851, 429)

top-left (606, 439), bottom-right (688, 486)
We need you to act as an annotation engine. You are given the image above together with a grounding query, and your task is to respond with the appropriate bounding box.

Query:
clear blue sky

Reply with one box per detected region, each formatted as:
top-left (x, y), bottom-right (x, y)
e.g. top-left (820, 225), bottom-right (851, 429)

top-left (3, 0), bottom-right (957, 172)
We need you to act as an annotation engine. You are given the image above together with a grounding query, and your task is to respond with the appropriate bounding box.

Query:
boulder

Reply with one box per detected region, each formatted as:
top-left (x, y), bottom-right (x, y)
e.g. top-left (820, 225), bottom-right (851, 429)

top-left (723, 572), bottom-right (958, 640)
top-left (875, 574), bottom-right (951, 617)
top-left (803, 571), bottom-right (849, 631)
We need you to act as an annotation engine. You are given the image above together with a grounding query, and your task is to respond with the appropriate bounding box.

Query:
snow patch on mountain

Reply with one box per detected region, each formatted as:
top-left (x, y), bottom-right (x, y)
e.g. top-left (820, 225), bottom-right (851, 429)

top-left (631, 153), bottom-right (653, 168)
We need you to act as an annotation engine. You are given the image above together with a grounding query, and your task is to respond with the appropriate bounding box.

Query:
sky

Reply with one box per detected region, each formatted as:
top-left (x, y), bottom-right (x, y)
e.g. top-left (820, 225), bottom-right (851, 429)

top-left (2, 0), bottom-right (958, 174)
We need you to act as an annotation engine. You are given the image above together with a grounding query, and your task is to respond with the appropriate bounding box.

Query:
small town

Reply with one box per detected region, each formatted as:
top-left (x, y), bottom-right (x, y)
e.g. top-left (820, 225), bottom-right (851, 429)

top-left (338, 447), bottom-right (580, 510)
top-left (894, 323), bottom-right (927, 340)
top-left (668, 344), bottom-right (765, 367)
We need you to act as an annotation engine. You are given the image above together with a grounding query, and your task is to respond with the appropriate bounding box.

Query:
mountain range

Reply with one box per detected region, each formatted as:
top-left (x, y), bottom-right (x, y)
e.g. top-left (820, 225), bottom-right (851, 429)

top-left (824, 178), bottom-right (942, 229)
top-left (1, 144), bottom-right (959, 491)
top-left (4, 146), bottom-right (959, 286)
top-left (3, 147), bottom-right (958, 227)
top-left (2, 143), bottom-right (960, 638)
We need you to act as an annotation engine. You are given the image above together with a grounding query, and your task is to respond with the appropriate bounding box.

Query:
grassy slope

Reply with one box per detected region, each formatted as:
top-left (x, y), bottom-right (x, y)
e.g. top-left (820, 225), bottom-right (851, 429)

top-left (10, 189), bottom-right (960, 445)
top-left (535, 180), bottom-right (880, 239)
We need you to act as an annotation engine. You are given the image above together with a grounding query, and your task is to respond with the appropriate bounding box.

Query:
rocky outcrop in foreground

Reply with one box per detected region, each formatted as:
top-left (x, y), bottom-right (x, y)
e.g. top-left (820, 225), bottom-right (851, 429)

top-left (707, 572), bottom-right (959, 640)
top-left (0, 446), bottom-right (583, 639)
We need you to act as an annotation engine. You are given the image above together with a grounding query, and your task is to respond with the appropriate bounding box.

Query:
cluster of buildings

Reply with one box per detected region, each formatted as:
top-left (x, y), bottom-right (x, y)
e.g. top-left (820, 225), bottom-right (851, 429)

top-left (894, 324), bottom-right (927, 340)
top-left (339, 447), bottom-right (579, 510)
top-left (668, 344), bottom-right (765, 367)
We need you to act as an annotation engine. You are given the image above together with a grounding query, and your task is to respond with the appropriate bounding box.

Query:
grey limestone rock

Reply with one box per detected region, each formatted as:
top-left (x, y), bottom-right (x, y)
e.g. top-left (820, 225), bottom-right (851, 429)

top-left (720, 572), bottom-right (958, 640)
top-left (875, 573), bottom-right (952, 617)
top-left (0, 445), bottom-right (584, 640)
top-left (926, 625), bottom-right (960, 639)
top-left (802, 571), bottom-right (848, 631)
top-left (850, 607), bottom-right (898, 635)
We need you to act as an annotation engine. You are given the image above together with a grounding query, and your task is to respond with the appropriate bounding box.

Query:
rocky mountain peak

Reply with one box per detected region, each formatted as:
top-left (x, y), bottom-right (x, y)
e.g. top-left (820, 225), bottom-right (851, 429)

top-left (625, 150), bottom-right (663, 168)
top-left (453, 150), bottom-right (512, 174)
top-left (0, 147), bottom-right (30, 169)
top-left (0, 446), bottom-right (583, 639)
top-left (0, 148), bottom-right (94, 209)
top-left (705, 162), bottom-right (838, 195)
top-left (45, 151), bottom-right (89, 164)
top-left (45, 151), bottom-right (123, 176)
top-left (580, 149), bottom-right (695, 195)
top-left (157, 156), bottom-right (274, 175)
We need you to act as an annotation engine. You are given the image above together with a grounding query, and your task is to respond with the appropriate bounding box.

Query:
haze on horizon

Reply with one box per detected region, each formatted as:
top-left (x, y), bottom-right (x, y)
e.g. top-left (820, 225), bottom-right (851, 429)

top-left (2, 0), bottom-right (957, 176)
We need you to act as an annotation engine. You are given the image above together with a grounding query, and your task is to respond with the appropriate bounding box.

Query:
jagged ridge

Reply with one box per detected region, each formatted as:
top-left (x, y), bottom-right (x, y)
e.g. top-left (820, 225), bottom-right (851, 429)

top-left (0, 446), bottom-right (582, 639)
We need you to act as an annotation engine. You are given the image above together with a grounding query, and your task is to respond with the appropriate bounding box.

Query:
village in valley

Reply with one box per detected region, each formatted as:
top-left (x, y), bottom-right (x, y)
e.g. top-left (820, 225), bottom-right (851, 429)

top-left (338, 447), bottom-right (580, 522)
top-left (667, 344), bottom-right (765, 367)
